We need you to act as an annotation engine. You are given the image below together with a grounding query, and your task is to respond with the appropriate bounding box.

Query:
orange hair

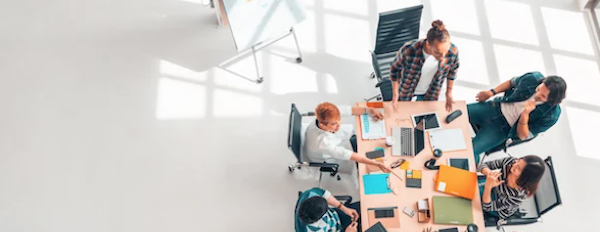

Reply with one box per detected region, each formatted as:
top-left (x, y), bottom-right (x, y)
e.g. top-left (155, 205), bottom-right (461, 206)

top-left (315, 102), bottom-right (340, 124)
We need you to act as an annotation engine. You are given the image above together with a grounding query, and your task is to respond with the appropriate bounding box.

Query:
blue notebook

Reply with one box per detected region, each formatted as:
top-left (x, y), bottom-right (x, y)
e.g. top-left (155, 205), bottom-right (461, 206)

top-left (363, 173), bottom-right (392, 195)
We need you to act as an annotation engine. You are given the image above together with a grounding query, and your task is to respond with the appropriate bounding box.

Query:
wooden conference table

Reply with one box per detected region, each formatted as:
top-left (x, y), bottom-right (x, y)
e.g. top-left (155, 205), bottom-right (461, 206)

top-left (355, 101), bottom-right (485, 232)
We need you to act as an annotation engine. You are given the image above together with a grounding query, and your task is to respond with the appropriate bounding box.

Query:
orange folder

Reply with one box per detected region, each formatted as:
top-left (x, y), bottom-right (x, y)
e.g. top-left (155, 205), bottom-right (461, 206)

top-left (435, 165), bottom-right (477, 200)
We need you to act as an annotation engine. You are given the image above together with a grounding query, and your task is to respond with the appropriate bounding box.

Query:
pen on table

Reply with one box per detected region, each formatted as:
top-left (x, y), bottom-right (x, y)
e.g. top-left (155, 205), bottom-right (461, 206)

top-left (390, 170), bottom-right (403, 181)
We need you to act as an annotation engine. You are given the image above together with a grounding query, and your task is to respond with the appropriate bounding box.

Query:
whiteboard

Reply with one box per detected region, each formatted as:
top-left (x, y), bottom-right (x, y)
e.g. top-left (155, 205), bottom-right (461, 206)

top-left (222, 0), bottom-right (307, 51)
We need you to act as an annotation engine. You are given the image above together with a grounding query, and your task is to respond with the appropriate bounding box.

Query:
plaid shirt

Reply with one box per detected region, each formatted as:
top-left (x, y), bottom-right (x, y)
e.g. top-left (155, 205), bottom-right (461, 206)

top-left (390, 39), bottom-right (460, 101)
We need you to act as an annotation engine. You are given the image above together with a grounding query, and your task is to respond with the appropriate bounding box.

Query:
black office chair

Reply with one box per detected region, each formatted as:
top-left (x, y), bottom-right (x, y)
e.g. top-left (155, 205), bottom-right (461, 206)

top-left (287, 104), bottom-right (342, 186)
top-left (366, 5), bottom-right (423, 102)
top-left (483, 156), bottom-right (561, 232)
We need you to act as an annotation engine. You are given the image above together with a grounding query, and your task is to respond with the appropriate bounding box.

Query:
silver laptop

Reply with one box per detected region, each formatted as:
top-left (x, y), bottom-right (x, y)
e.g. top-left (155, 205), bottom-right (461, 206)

top-left (392, 120), bottom-right (425, 156)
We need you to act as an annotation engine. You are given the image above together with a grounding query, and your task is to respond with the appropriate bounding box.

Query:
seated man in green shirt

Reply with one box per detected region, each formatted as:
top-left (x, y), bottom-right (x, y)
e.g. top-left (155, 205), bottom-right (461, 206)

top-left (295, 188), bottom-right (360, 232)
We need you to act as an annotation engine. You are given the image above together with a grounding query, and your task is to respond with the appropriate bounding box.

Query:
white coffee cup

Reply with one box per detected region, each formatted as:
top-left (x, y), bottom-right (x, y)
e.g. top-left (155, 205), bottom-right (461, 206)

top-left (385, 136), bottom-right (395, 147)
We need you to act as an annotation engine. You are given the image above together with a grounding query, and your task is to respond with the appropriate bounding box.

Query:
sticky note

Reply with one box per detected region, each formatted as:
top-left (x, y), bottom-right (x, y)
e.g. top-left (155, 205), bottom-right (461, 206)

top-left (437, 182), bottom-right (447, 192)
top-left (400, 161), bottom-right (410, 170)
top-left (407, 170), bottom-right (413, 178)
top-left (413, 170), bottom-right (422, 179)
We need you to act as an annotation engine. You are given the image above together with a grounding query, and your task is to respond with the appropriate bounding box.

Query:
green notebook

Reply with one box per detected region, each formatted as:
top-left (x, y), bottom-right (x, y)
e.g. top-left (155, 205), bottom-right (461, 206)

top-left (432, 196), bottom-right (473, 225)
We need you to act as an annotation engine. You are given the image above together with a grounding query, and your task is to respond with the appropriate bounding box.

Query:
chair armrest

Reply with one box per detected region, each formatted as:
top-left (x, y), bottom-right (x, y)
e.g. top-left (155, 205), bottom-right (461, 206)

top-left (309, 163), bottom-right (339, 168)
top-left (370, 50), bottom-right (383, 79)
top-left (334, 195), bottom-right (353, 205)
top-left (302, 112), bottom-right (315, 117)
top-left (499, 218), bottom-right (541, 226)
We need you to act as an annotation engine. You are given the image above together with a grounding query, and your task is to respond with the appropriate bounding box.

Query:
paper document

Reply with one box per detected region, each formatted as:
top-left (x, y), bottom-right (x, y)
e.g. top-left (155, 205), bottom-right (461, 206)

top-left (361, 113), bottom-right (386, 140)
top-left (428, 128), bottom-right (467, 152)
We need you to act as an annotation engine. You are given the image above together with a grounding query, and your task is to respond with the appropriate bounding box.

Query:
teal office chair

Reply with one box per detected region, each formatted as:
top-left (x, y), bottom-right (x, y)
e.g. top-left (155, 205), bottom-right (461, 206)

top-left (482, 156), bottom-right (561, 232)
top-left (366, 5), bottom-right (423, 102)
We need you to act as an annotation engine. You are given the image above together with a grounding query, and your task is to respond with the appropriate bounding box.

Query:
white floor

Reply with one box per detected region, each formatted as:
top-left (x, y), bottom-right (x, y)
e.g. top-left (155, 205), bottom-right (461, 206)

top-left (1, 0), bottom-right (599, 231)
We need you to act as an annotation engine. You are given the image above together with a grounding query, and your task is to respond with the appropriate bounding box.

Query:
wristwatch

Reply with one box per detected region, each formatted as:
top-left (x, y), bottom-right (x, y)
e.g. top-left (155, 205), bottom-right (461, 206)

top-left (490, 89), bottom-right (497, 95)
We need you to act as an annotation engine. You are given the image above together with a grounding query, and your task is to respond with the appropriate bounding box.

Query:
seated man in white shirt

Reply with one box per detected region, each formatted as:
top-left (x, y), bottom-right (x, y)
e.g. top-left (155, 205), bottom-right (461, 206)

top-left (304, 102), bottom-right (392, 173)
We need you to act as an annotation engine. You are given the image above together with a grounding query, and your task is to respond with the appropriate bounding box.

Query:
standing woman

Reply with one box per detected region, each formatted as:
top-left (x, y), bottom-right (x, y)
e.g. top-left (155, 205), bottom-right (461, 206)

top-left (390, 20), bottom-right (460, 112)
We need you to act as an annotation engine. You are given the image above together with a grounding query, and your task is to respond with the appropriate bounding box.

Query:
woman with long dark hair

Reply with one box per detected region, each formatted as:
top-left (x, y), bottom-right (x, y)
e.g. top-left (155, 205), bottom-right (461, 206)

top-left (478, 155), bottom-right (546, 218)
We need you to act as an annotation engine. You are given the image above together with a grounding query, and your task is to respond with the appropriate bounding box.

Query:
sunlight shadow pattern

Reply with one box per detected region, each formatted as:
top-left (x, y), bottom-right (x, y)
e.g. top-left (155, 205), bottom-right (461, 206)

top-left (324, 73), bottom-right (338, 94)
top-left (213, 88), bottom-right (264, 118)
top-left (493, 44), bottom-right (546, 81)
top-left (324, 14), bottom-right (371, 63)
top-left (324, 0), bottom-right (368, 16)
top-left (272, 10), bottom-right (317, 53)
top-left (160, 60), bottom-right (208, 82)
top-left (268, 54), bottom-right (318, 95)
top-left (553, 54), bottom-right (600, 106)
top-left (156, 78), bottom-right (206, 120)
top-left (542, 7), bottom-right (594, 55)
top-left (430, 0), bottom-right (480, 36)
top-left (376, 0), bottom-right (422, 13)
top-left (452, 36), bottom-right (490, 85)
top-left (565, 106), bottom-right (600, 161)
top-left (439, 85), bottom-right (480, 104)
top-left (213, 67), bottom-right (264, 93)
top-left (485, 0), bottom-right (539, 46)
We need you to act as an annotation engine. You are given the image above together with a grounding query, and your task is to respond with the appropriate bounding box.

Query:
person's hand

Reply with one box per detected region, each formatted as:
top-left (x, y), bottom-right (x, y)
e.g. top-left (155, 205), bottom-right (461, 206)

top-left (345, 221), bottom-right (359, 232)
top-left (445, 93), bottom-right (454, 112)
top-left (392, 96), bottom-right (399, 113)
top-left (475, 90), bottom-right (494, 102)
top-left (522, 100), bottom-right (536, 115)
top-left (367, 107), bottom-right (384, 121)
top-left (377, 163), bottom-right (392, 173)
top-left (485, 171), bottom-right (505, 188)
top-left (342, 206), bottom-right (360, 221)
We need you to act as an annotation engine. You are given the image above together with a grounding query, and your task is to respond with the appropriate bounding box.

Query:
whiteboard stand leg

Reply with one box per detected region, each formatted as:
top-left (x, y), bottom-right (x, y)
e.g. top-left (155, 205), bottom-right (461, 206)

top-left (291, 28), bottom-right (303, 63)
top-left (251, 46), bottom-right (264, 84)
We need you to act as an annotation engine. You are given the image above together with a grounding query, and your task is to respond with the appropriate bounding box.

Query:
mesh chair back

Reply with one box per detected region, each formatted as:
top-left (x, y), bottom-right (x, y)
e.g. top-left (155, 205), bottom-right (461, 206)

top-left (287, 104), bottom-right (303, 162)
top-left (372, 5), bottom-right (423, 80)
top-left (374, 5), bottom-right (424, 55)
top-left (534, 156), bottom-right (562, 216)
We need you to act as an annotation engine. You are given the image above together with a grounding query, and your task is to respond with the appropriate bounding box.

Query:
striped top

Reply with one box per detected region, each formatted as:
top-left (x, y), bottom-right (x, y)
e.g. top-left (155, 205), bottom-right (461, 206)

top-left (478, 157), bottom-right (526, 218)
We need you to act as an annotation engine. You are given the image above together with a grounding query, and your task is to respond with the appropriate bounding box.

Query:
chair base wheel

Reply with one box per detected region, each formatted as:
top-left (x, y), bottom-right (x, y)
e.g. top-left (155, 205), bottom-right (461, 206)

top-left (296, 57), bottom-right (303, 63)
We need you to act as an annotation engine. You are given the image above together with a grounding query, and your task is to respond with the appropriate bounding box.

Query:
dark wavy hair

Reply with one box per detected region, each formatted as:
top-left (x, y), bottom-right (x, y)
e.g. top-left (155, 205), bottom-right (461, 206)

top-left (427, 20), bottom-right (450, 44)
top-left (542, 75), bottom-right (567, 106)
top-left (297, 196), bottom-right (328, 224)
top-left (516, 155), bottom-right (546, 197)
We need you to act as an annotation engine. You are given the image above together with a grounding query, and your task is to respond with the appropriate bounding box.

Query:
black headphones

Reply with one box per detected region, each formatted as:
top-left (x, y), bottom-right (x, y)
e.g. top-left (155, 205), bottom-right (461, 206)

top-left (424, 149), bottom-right (443, 170)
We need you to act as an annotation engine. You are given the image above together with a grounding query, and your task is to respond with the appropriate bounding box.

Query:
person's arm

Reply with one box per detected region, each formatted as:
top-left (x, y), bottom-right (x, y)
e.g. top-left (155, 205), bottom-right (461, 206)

top-left (318, 138), bottom-right (391, 172)
top-left (516, 114), bottom-right (530, 140)
top-left (390, 48), bottom-right (406, 112)
top-left (350, 153), bottom-right (391, 173)
top-left (478, 157), bottom-right (513, 174)
top-left (516, 101), bottom-right (536, 140)
top-left (351, 107), bottom-right (383, 120)
top-left (475, 80), bottom-right (513, 102)
top-left (324, 191), bottom-right (359, 221)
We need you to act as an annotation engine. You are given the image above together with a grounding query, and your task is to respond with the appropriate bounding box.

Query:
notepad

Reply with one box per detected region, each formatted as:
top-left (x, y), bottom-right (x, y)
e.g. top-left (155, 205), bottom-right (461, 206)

top-left (361, 112), bottom-right (386, 140)
top-left (363, 174), bottom-right (392, 195)
top-left (428, 129), bottom-right (467, 152)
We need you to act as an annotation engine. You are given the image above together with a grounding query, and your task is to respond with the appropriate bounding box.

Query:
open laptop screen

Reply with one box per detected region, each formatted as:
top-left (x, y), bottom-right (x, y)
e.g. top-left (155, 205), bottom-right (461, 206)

top-left (414, 120), bottom-right (425, 155)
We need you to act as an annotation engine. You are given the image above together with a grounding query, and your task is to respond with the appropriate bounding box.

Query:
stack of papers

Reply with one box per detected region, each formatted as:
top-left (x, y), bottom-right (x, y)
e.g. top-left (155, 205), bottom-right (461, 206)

top-left (428, 129), bottom-right (467, 152)
top-left (361, 113), bottom-right (386, 140)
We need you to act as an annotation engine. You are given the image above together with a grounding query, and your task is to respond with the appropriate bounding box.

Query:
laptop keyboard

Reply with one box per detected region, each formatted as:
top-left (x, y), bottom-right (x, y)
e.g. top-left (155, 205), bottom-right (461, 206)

top-left (401, 128), bottom-right (413, 156)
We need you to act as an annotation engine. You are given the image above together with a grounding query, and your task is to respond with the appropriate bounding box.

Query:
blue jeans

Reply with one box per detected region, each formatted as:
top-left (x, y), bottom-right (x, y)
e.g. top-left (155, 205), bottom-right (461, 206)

top-left (467, 101), bottom-right (511, 164)
top-left (415, 95), bottom-right (425, 101)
